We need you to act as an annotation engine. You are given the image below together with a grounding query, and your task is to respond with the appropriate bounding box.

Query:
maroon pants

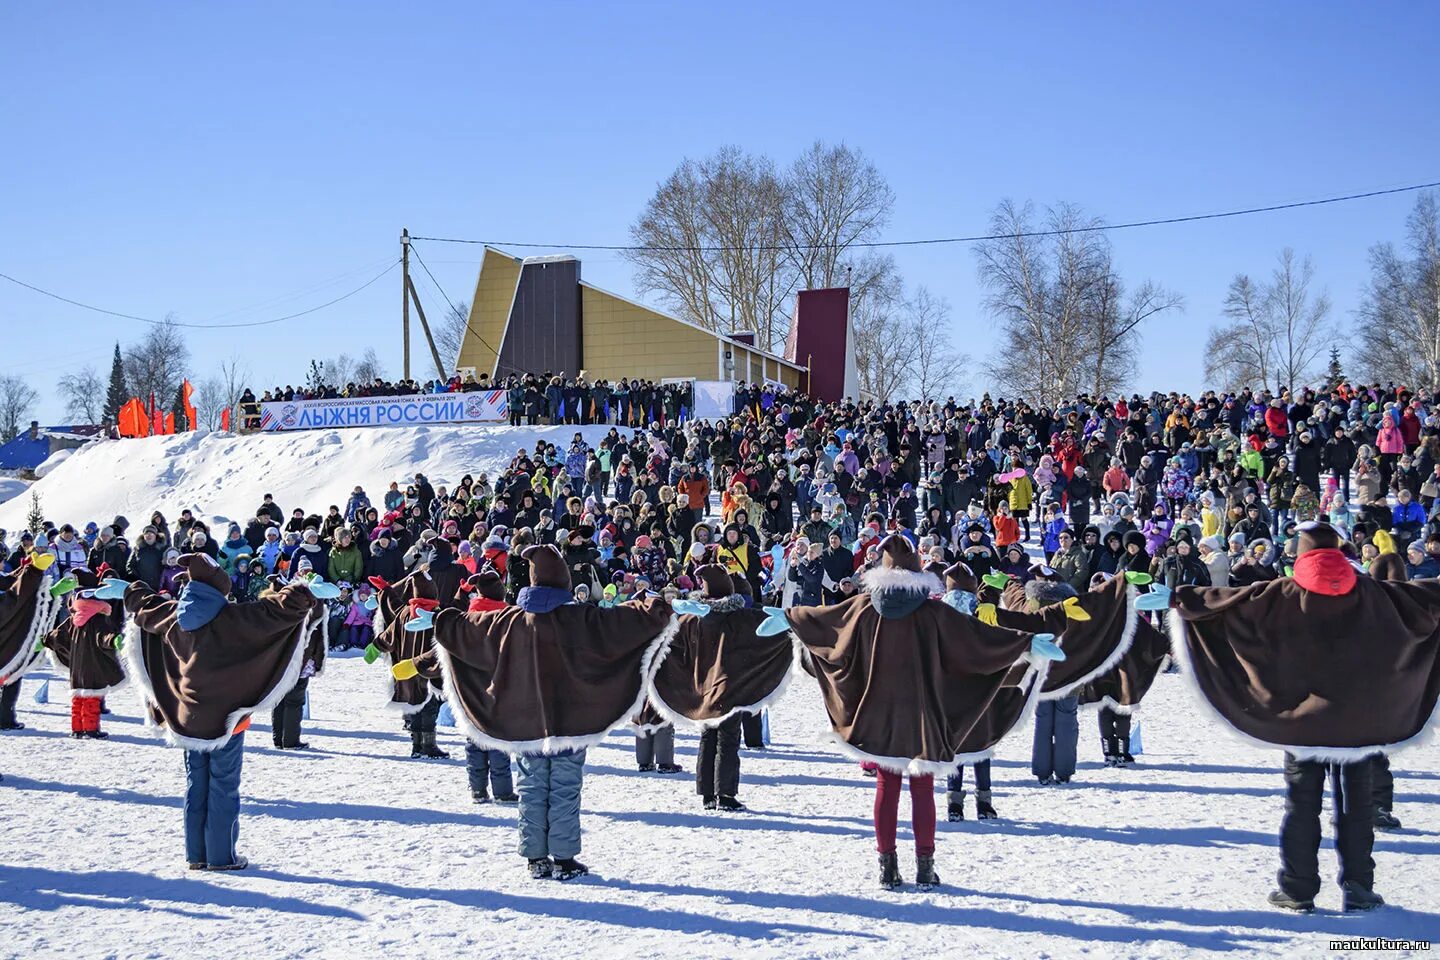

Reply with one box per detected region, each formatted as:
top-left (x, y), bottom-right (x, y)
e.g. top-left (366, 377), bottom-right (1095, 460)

top-left (873, 769), bottom-right (936, 856)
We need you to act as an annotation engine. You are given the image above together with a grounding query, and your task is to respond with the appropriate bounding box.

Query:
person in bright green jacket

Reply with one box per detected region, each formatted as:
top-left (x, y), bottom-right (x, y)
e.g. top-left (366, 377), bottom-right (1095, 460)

top-left (327, 528), bottom-right (365, 585)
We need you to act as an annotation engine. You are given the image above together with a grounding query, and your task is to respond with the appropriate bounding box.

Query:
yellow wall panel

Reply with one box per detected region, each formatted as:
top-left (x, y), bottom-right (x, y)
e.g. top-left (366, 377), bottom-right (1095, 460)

top-left (457, 248), bottom-right (522, 376)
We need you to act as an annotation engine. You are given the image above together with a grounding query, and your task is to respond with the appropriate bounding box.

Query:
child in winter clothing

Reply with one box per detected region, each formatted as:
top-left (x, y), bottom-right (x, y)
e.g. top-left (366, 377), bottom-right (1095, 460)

top-left (342, 585), bottom-right (374, 650)
top-left (938, 564), bottom-right (998, 821)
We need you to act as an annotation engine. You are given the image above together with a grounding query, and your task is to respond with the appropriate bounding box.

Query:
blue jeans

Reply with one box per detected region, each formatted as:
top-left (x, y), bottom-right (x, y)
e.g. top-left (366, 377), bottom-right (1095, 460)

top-left (1032, 696), bottom-right (1078, 781)
top-left (516, 749), bottom-right (586, 860)
top-left (183, 732), bottom-right (245, 866)
top-left (465, 743), bottom-right (514, 796)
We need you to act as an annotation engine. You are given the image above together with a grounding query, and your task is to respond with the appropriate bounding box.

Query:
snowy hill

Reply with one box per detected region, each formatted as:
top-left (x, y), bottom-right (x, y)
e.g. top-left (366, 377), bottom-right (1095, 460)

top-left (4, 659), bottom-right (1438, 959)
top-left (0, 424), bottom-right (618, 532)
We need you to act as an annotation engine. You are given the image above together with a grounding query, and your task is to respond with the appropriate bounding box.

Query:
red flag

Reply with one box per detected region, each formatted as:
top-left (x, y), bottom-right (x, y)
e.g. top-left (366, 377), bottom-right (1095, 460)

top-left (221, 407), bottom-right (232, 432)
top-left (181, 379), bottom-right (197, 431)
top-left (150, 393), bottom-right (162, 436)
top-left (118, 398), bottom-right (149, 437)
top-left (164, 412), bottom-right (175, 435)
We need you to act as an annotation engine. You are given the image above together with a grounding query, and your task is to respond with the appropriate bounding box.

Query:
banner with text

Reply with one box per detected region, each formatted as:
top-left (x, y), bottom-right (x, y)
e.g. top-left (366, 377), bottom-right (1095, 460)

top-left (259, 391), bottom-right (508, 431)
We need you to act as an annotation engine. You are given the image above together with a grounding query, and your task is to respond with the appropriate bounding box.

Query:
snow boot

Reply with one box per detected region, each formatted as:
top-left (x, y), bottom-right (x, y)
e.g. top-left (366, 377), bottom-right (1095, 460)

top-left (1342, 883), bottom-right (1385, 912)
top-left (0, 720), bottom-right (26, 730)
top-left (187, 861), bottom-right (206, 871)
top-left (410, 726), bottom-right (425, 758)
top-left (878, 852), bottom-right (902, 890)
top-left (1374, 807), bottom-right (1402, 831)
top-left (207, 856), bottom-right (249, 872)
top-left (702, 795), bottom-right (718, 810)
top-left (977, 789), bottom-right (998, 820)
top-left (527, 858), bottom-right (553, 880)
top-left (493, 792), bottom-right (519, 804)
top-left (1117, 736), bottom-right (1135, 766)
top-left (947, 789), bottom-right (965, 822)
top-left (84, 730), bottom-right (110, 740)
top-left (472, 790), bottom-right (490, 804)
top-left (1266, 889), bottom-right (1314, 913)
top-left (554, 858), bottom-right (589, 881)
top-left (915, 855), bottom-right (941, 890)
top-left (638, 763), bottom-right (656, 772)
top-left (421, 733), bottom-right (450, 759)
top-left (717, 795), bottom-right (746, 812)
top-left (1102, 736), bottom-right (1120, 766)
top-left (657, 763), bottom-right (683, 774)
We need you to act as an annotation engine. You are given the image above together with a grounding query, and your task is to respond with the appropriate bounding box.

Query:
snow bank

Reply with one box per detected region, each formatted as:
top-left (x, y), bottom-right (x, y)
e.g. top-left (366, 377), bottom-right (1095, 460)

top-left (0, 475), bottom-right (30, 506)
top-left (0, 424), bottom-right (617, 532)
top-left (33, 447), bottom-right (75, 478)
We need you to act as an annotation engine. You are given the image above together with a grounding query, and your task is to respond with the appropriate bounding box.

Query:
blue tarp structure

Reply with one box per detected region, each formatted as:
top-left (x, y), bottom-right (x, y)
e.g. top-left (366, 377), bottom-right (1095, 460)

top-left (0, 425), bottom-right (101, 470)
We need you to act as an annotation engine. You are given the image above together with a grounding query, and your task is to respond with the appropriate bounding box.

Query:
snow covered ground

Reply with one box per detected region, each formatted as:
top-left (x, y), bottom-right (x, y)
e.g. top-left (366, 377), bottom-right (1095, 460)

top-left (0, 425), bottom-right (619, 533)
top-left (0, 475), bottom-right (30, 507)
top-left (3, 654), bottom-right (1437, 959)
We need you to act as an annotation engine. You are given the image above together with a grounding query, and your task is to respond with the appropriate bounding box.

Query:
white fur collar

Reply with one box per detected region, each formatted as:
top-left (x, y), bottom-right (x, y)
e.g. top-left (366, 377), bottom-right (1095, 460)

top-left (859, 566), bottom-right (944, 596)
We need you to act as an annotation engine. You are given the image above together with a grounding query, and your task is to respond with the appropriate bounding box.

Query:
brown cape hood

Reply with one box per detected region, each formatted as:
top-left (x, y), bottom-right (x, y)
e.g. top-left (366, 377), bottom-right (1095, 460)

top-left (429, 597), bottom-right (677, 754)
top-left (785, 566), bottom-right (1045, 775)
top-left (1169, 577), bottom-right (1440, 760)
top-left (0, 564), bottom-right (57, 685)
top-left (643, 596), bottom-right (796, 731)
top-left (123, 581), bottom-right (315, 751)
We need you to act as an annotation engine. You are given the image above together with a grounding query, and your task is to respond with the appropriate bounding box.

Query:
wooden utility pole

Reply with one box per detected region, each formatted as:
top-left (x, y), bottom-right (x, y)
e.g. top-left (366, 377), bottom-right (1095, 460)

top-left (401, 228), bottom-right (411, 380)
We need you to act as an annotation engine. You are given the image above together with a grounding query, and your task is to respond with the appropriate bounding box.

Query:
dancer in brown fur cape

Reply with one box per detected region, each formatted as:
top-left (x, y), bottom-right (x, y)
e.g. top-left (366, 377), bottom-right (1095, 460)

top-left (1137, 522), bottom-right (1440, 913)
top-left (643, 564), bottom-right (794, 811)
top-left (0, 555), bottom-right (60, 735)
top-left (101, 552), bottom-right (335, 871)
top-left (757, 535), bottom-right (1063, 890)
top-left (393, 543), bottom-right (677, 881)
top-left (364, 537), bottom-right (466, 759)
top-left (43, 568), bottom-right (125, 739)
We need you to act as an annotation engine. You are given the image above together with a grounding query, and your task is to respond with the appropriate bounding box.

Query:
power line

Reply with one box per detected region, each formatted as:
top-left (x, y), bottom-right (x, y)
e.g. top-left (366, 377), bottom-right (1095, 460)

top-left (410, 179), bottom-right (1440, 252)
top-left (0, 259), bottom-right (400, 329)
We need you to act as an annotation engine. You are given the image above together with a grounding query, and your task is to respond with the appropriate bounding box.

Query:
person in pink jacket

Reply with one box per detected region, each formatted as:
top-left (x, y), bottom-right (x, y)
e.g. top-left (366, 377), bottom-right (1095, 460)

top-left (1377, 412), bottom-right (1405, 489)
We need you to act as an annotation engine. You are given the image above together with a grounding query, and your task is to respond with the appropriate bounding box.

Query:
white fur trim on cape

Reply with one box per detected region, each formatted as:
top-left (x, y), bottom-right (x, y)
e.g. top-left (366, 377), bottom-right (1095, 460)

top-left (803, 637), bottom-right (1053, 776)
top-left (46, 643), bottom-right (129, 699)
top-left (1, 575), bottom-right (59, 684)
top-left (1039, 584), bottom-right (1140, 701)
top-left (1167, 611), bottom-right (1440, 763)
top-left (859, 566), bottom-right (944, 596)
top-left (435, 610), bottom-right (683, 755)
top-left (638, 622), bottom-right (801, 733)
top-left (124, 610), bottom-right (311, 753)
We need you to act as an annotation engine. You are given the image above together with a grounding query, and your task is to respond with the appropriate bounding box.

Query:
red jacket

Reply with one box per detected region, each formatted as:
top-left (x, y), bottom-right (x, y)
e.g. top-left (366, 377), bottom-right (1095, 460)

top-left (1264, 406), bottom-right (1289, 438)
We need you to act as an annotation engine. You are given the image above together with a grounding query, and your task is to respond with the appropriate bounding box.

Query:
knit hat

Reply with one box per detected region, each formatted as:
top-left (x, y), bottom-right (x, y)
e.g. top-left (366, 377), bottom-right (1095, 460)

top-left (694, 563), bottom-right (734, 599)
top-left (523, 544), bottom-right (571, 590)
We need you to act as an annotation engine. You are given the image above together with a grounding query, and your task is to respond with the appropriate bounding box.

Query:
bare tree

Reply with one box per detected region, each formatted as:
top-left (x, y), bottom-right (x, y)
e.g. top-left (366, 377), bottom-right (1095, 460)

top-left (57, 366), bottom-right (104, 424)
top-left (1091, 277), bottom-right (1183, 397)
top-left (1206, 250), bottom-right (1333, 392)
top-left (628, 147), bottom-right (797, 351)
top-left (852, 292), bottom-right (914, 404)
top-left (354, 347), bottom-right (384, 385)
top-left (0, 375), bottom-right (39, 442)
top-left (975, 200), bottom-right (1177, 403)
top-left (435, 300), bottom-right (470, 369)
top-left (783, 141), bottom-right (895, 290)
top-left (123, 316), bottom-right (190, 405)
top-left (1354, 191), bottom-right (1440, 390)
top-left (906, 287), bottom-right (968, 400)
top-left (191, 357), bottom-right (251, 429)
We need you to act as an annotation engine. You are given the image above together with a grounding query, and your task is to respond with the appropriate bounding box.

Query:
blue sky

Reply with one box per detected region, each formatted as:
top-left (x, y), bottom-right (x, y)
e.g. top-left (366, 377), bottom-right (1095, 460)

top-left (3, 2), bottom-right (1435, 422)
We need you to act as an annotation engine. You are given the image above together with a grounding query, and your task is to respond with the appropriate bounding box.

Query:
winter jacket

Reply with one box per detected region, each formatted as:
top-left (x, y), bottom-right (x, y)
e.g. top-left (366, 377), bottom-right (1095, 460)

top-left (328, 544), bottom-right (365, 585)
